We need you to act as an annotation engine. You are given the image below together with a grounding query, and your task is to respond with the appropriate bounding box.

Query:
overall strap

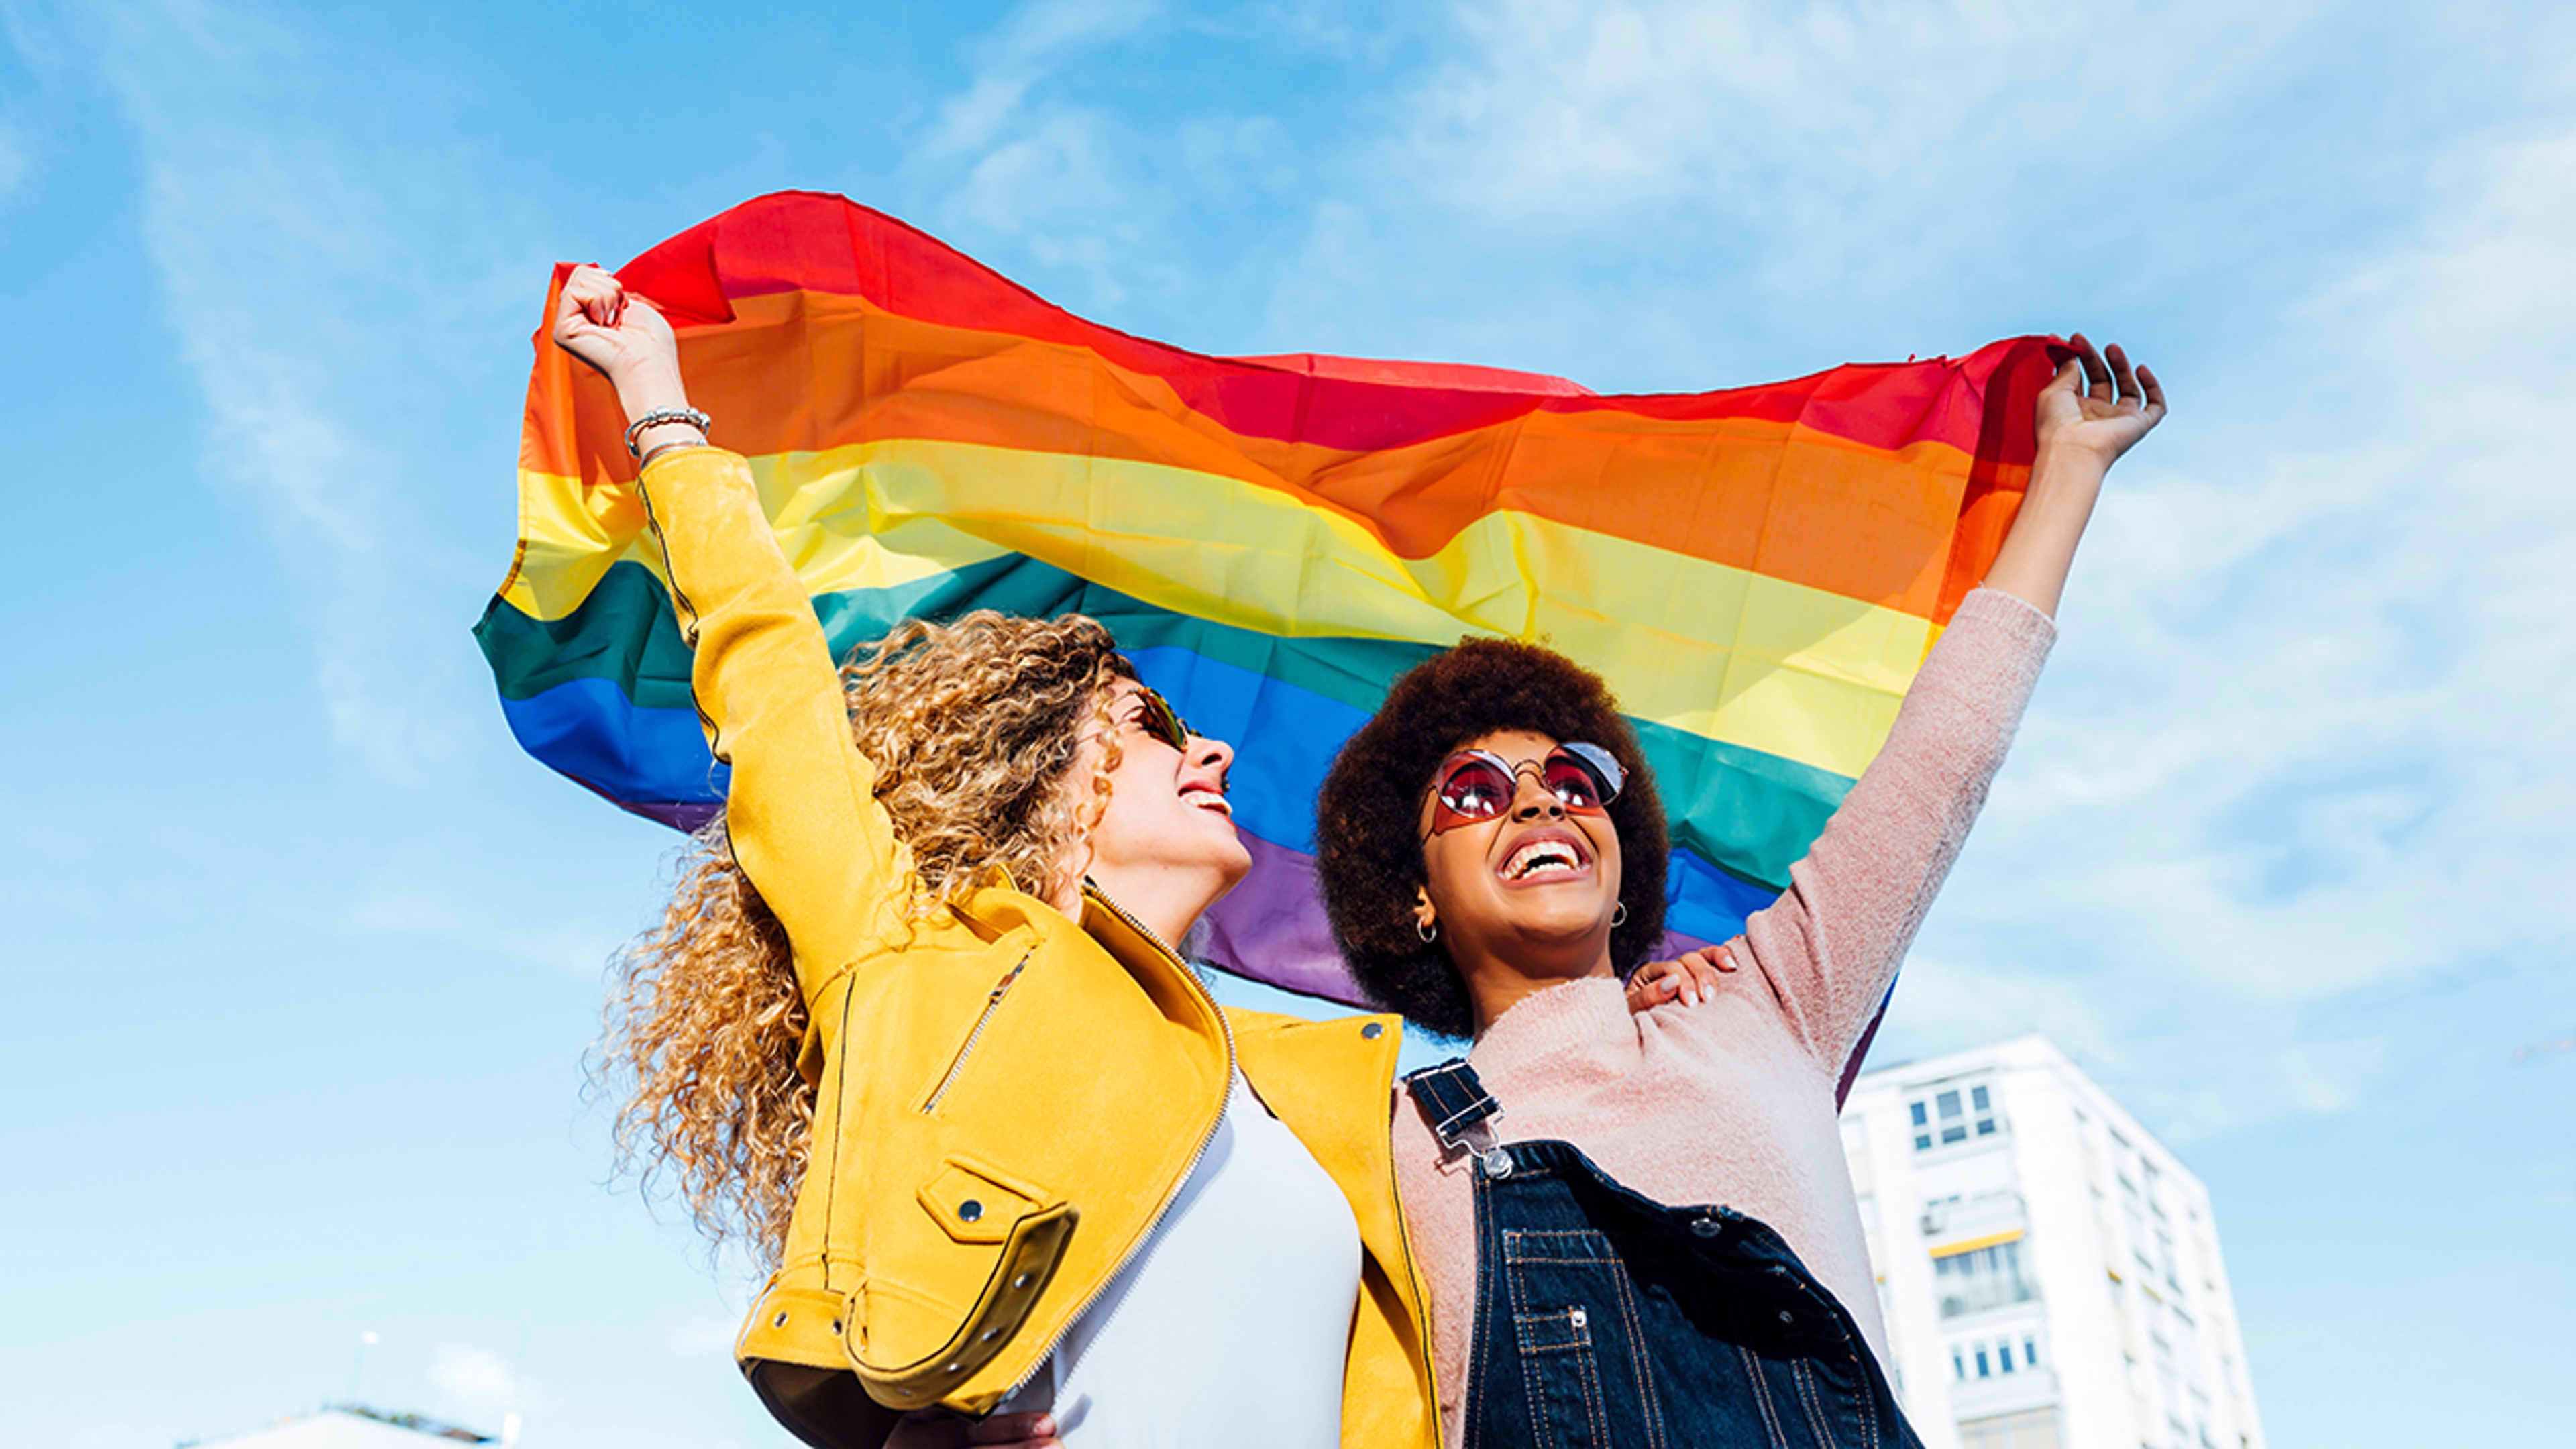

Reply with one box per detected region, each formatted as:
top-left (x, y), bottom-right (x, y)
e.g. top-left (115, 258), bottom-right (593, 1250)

top-left (1401, 1059), bottom-right (1517, 1178)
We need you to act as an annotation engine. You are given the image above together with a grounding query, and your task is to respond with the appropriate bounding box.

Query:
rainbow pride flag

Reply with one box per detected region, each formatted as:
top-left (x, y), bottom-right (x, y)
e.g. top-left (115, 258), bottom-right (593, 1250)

top-left (478, 191), bottom-right (2058, 1024)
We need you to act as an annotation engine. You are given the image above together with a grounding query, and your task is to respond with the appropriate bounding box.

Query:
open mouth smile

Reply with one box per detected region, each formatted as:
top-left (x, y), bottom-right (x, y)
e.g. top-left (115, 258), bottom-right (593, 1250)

top-left (1181, 782), bottom-right (1233, 817)
top-left (1498, 829), bottom-right (1591, 882)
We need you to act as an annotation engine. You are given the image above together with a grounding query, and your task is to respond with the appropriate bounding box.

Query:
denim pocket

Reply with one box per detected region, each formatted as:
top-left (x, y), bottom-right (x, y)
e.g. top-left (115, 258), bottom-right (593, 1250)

top-left (1497, 1228), bottom-right (1654, 1449)
top-left (1512, 1305), bottom-right (1610, 1449)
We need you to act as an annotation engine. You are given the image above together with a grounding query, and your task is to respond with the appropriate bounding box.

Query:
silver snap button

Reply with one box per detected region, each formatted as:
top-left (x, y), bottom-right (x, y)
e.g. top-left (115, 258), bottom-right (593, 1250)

top-left (1362, 1022), bottom-right (1385, 1040)
top-left (1012, 1273), bottom-right (1034, 1289)
top-left (1690, 1217), bottom-right (1721, 1238)
top-left (1568, 1307), bottom-right (1589, 1329)
top-left (1778, 1309), bottom-right (1794, 1324)
top-left (830, 1320), bottom-right (843, 1335)
top-left (980, 1328), bottom-right (1001, 1343)
top-left (945, 1362), bottom-right (965, 1375)
top-left (1481, 1147), bottom-right (1515, 1179)
top-left (958, 1199), bottom-right (984, 1223)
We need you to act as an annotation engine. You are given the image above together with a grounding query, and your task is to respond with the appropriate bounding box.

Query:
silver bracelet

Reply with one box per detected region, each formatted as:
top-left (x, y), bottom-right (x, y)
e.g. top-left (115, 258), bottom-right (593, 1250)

top-left (637, 438), bottom-right (713, 470)
top-left (625, 406), bottom-right (712, 459)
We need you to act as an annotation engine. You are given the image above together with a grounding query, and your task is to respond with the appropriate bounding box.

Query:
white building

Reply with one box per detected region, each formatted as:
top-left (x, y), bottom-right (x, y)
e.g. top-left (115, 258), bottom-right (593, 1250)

top-left (1840, 1035), bottom-right (2265, 1449)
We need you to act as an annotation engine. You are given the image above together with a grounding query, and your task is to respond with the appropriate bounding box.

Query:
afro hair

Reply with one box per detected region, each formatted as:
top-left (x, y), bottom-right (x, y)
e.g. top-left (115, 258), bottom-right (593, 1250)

top-left (1314, 637), bottom-right (1668, 1040)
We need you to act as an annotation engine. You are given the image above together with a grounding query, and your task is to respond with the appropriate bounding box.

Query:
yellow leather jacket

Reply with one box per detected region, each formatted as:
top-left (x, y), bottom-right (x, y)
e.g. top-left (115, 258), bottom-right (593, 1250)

top-left (634, 449), bottom-right (1438, 1449)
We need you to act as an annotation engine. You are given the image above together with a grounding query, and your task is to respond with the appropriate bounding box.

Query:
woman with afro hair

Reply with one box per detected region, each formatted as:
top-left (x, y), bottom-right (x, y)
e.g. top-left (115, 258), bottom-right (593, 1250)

top-left (1314, 337), bottom-right (2165, 1449)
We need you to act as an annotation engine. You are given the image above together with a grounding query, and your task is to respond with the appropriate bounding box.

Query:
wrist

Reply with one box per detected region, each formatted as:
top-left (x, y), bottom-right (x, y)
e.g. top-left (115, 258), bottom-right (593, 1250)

top-left (2027, 439), bottom-right (2109, 498)
top-left (625, 405), bottom-right (712, 462)
top-left (612, 362), bottom-right (693, 426)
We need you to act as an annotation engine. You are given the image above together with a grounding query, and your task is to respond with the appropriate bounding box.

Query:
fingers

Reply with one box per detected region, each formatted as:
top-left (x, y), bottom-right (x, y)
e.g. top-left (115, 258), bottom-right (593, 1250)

top-left (2136, 362), bottom-right (2167, 423)
top-left (2043, 355), bottom-right (2083, 398)
top-left (2069, 332), bottom-right (2114, 404)
top-left (1678, 945), bottom-right (1733, 1002)
top-left (559, 263), bottom-right (624, 327)
top-left (1625, 963), bottom-right (1684, 1011)
top-left (2105, 342), bottom-right (2143, 407)
top-left (1629, 949), bottom-right (1736, 1010)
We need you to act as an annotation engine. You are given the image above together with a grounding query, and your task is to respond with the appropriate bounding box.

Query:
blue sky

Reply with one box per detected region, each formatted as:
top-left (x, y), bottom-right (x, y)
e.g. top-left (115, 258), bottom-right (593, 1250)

top-left (2, 1), bottom-right (2569, 1445)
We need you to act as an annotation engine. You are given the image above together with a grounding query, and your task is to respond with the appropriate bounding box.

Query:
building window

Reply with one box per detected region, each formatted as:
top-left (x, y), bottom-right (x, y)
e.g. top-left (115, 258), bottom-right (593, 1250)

top-left (1954, 1332), bottom-right (2045, 1381)
top-left (1936, 1240), bottom-right (2037, 1317)
top-left (1909, 1080), bottom-right (2000, 1151)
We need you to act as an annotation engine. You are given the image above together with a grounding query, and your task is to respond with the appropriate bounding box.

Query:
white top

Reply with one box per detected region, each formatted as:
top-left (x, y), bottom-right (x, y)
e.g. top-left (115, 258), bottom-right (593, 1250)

top-left (1001, 1067), bottom-right (1362, 1447)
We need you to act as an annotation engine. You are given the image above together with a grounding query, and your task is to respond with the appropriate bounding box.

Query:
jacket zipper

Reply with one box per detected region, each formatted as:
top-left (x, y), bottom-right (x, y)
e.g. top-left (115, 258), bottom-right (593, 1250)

top-left (920, 951), bottom-right (1032, 1114)
top-left (997, 883), bottom-right (1234, 1401)
top-left (1380, 1041), bottom-right (1444, 1445)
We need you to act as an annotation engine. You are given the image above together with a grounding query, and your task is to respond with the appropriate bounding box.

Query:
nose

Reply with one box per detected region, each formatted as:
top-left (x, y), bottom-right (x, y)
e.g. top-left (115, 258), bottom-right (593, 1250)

top-left (1193, 733), bottom-right (1236, 774)
top-left (1509, 770), bottom-right (1566, 820)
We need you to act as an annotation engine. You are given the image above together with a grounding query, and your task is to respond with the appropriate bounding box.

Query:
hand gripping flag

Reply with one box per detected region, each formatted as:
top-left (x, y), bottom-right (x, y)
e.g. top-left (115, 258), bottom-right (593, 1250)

top-left (477, 191), bottom-right (2060, 1073)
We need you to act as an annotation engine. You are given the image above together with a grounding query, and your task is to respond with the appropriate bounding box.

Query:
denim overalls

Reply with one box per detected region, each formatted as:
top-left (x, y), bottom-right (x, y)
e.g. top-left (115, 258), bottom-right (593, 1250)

top-left (1407, 1061), bottom-right (1923, 1449)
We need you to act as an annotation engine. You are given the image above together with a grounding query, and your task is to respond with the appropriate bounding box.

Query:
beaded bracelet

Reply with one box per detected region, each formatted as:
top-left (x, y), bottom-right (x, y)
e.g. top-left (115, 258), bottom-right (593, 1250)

top-left (625, 406), bottom-right (712, 460)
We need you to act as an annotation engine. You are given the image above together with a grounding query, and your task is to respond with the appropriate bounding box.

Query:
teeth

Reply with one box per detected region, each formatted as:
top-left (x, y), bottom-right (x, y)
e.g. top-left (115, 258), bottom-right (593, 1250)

top-left (1505, 840), bottom-right (1581, 879)
top-left (1188, 792), bottom-right (1232, 816)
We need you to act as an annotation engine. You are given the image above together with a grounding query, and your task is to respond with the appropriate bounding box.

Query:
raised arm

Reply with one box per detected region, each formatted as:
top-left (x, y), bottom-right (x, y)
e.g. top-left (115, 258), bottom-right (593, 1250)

top-left (1982, 335), bottom-right (2166, 617)
top-left (1715, 335), bottom-right (2164, 1065)
top-left (553, 266), bottom-right (912, 985)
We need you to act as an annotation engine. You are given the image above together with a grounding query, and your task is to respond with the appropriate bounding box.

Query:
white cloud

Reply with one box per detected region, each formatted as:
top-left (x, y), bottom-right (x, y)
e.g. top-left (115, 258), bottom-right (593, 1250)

top-left (920, 0), bottom-right (1161, 162)
top-left (906, 0), bottom-right (1194, 315)
top-left (429, 1342), bottom-right (527, 1419)
top-left (81, 0), bottom-right (536, 780)
top-left (1351, 0), bottom-right (2576, 1142)
top-left (1396, 0), bottom-right (2315, 240)
top-left (1895, 117), bottom-right (2576, 1138)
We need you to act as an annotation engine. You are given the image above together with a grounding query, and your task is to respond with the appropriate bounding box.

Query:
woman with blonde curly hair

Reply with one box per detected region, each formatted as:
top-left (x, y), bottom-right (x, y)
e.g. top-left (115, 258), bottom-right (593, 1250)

top-left (552, 264), bottom-right (1439, 1449)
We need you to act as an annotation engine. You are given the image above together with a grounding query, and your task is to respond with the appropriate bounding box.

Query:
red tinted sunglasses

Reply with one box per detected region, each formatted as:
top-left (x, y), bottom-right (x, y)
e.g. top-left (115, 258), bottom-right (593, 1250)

top-left (1424, 742), bottom-right (1626, 837)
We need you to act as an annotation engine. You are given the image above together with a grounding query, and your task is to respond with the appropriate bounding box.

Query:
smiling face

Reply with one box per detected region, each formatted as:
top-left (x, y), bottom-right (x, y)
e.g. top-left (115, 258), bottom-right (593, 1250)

top-left (1414, 728), bottom-right (1625, 983)
top-left (1067, 680), bottom-right (1252, 938)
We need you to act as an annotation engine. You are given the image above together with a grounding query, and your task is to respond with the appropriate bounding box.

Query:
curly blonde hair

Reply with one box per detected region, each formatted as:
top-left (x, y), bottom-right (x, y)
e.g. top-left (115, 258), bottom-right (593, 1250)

top-left (599, 610), bottom-right (1133, 1261)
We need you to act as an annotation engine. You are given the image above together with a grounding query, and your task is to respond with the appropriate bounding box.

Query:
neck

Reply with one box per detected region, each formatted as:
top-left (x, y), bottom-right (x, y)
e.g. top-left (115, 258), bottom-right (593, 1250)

top-left (1077, 863), bottom-right (1228, 956)
top-left (1456, 932), bottom-right (1618, 1036)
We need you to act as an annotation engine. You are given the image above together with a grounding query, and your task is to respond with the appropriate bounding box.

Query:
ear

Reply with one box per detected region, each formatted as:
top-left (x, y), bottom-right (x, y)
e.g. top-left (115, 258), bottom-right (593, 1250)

top-left (1412, 885), bottom-right (1437, 934)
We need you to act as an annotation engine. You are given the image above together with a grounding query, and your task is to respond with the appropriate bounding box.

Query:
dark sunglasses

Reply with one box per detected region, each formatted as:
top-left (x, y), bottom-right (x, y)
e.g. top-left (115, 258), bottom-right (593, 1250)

top-left (1424, 742), bottom-right (1625, 837)
top-left (1126, 684), bottom-right (1193, 753)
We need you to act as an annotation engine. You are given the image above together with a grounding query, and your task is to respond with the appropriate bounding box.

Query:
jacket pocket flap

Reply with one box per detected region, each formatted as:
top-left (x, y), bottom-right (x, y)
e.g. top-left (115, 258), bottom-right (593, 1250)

top-left (918, 1157), bottom-right (1052, 1244)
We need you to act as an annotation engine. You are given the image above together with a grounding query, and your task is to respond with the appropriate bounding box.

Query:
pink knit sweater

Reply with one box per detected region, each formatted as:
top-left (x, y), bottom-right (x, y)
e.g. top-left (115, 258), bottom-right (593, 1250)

top-left (1391, 588), bottom-right (2057, 1447)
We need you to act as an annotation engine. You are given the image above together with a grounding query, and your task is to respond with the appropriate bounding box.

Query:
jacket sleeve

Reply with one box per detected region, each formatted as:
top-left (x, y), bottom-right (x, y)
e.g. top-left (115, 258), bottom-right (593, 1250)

top-left (637, 446), bottom-right (912, 988)
top-left (1725, 587), bottom-right (2057, 1069)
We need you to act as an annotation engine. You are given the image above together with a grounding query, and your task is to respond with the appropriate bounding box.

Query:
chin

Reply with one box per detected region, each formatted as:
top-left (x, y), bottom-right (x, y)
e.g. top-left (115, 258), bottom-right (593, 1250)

top-left (1218, 839), bottom-right (1255, 885)
top-left (1499, 902), bottom-right (1617, 951)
